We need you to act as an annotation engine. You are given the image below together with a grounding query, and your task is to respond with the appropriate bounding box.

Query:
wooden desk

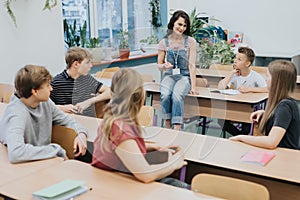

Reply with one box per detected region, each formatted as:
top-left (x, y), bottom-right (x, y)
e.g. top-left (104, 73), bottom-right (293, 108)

top-left (144, 126), bottom-right (300, 200)
top-left (0, 159), bottom-right (217, 200)
top-left (144, 82), bottom-right (268, 123)
top-left (0, 144), bottom-right (63, 187)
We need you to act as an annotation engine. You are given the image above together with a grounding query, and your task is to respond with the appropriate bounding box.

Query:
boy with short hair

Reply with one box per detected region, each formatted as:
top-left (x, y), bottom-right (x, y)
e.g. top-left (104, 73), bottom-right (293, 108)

top-left (50, 47), bottom-right (111, 163)
top-left (50, 47), bottom-right (110, 118)
top-left (218, 46), bottom-right (267, 92)
top-left (0, 65), bottom-right (88, 163)
top-left (218, 47), bottom-right (268, 136)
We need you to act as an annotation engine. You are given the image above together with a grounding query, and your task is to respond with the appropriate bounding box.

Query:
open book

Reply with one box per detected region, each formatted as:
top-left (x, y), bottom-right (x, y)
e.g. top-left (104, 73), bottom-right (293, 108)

top-left (210, 89), bottom-right (241, 95)
top-left (32, 180), bottom-right (89, 200)
top-left (240, 150), bottom-right (276, 166)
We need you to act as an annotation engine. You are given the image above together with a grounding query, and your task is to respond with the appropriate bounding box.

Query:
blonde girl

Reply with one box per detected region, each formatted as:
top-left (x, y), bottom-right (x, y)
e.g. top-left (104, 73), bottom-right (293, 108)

top-left (92, 68), bottom-right (188, 188)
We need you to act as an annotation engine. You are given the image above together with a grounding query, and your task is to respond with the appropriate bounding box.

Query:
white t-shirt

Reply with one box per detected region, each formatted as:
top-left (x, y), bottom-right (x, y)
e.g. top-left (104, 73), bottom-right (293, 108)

top-left (227, 70), bottom-right (267, 89)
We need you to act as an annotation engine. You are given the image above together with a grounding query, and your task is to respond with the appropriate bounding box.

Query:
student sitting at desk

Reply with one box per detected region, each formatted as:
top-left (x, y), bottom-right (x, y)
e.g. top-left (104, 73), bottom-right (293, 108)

top-left (0, 65), bottom-right (88, 163)
top-left (218, 47), bottom-right (268, 136)
top-left (230, 60), bottom-right (300, 150)
top-left (92, 68), bottom-right (189, 188)
top-left (50, 47), bottom-right (110, 163)
top-left (50, 47), bottom-right (110, 118)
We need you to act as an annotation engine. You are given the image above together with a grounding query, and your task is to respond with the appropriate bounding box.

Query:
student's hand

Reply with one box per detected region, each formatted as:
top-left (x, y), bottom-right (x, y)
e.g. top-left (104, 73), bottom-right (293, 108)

top-left (189, 88), bottom-right (199, 95)
top-left (229, 135), bottom-right (244, 142)
top-left (238, 86), bottom-right (251, 93)
top-left (75, 99), bottom-right (92, 114)
top-left (60, 104), bottom-right (78, 114)
top-left (250, 110), bottom-right (265, 123)
top-left (169, 147), bottom-right (187, 170)
top-left (231, 69), bottom-right (240, 76)
top-left (74, 133), bottom-right (87, 157)
top-left (63, 155), bottom-right (69, 161)
top-left (163, 62), bottom-right (173, 69)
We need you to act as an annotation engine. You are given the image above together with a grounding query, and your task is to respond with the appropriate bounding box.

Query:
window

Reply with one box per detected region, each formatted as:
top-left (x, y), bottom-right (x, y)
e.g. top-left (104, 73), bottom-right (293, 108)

top-left (62, 0), bottom-right (154, 50)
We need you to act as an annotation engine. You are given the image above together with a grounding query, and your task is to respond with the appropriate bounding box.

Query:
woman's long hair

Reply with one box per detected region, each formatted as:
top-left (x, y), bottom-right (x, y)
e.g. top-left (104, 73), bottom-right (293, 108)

top-left (259, 60), bottom-right (297, 134)
top-left (101, 68), bottom-right (145, 142)
top-left (164, 10), bottom-right (191, 38)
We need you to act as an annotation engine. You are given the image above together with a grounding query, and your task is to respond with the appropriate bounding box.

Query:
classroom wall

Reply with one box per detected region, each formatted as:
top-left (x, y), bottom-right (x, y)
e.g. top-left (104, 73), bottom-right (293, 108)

top-left (0, 1), bottom-right (65, 85)
top-left (167, 0), bottom-right (300, 58)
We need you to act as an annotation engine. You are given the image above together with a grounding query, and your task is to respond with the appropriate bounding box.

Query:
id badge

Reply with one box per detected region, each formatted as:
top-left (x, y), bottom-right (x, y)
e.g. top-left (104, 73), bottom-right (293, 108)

top-left (172, 68), bottom-right (180, 75)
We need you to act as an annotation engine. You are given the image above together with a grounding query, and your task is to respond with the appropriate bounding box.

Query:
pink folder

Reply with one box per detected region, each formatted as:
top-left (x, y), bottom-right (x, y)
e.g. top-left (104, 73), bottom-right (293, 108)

top-left (240, 150), bottom-right (275, 166)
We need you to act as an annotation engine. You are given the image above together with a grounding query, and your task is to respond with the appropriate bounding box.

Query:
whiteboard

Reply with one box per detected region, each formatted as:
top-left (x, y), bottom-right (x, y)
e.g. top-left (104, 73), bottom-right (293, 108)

top-left (168, 0), bottom-right (300, 57)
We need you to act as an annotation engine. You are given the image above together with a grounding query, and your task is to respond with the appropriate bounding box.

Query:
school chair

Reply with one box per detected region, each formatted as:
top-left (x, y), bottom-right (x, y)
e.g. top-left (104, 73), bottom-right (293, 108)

top-left (138, 105), bottom-right (154, 127)
top-left (95, 66), bottom-right (120, 79)
top-left (51, 125), bottom-right (78, 159)
top-left (95, 99), bottom-right (110, 118)
top-left (0, 83), bottom-right (15, 103)
top-left (191, 173), bottom-right (270, 200)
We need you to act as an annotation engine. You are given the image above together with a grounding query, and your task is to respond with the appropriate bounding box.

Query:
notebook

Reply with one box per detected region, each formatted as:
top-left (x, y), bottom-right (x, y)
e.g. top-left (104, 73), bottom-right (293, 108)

top-left (210, 89), bottom-right (241, 95)
top-left (32, 179), bottom-right (89, 200)
top-left (240, 150), bottom-right (276, 166)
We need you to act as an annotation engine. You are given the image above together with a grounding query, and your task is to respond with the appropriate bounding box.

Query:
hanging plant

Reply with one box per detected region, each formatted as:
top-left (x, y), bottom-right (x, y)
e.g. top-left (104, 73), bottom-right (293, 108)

top-left (6, 0), bottom-right (57, 26)
top-left (149, 0), bottom-right (162, 29)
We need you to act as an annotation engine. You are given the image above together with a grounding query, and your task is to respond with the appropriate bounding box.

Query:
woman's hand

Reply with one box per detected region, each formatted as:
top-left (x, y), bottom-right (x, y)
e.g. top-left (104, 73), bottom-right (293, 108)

top-left (163, 62), bottom-right (173, 69)
top-left (189, 88), bottom-right (199, 95)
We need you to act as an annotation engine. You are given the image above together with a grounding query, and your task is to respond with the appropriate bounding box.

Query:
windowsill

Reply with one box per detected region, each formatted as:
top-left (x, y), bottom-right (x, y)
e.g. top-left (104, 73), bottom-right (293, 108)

top-left (92, 52), bottom-right (158, 66)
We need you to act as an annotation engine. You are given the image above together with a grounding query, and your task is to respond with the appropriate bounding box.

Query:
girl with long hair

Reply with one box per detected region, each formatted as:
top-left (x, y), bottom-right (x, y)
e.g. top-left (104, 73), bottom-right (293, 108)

top-left (92, 68), bottom-right (188, 188)
top-left (230, 60), bottom-right (300, 149)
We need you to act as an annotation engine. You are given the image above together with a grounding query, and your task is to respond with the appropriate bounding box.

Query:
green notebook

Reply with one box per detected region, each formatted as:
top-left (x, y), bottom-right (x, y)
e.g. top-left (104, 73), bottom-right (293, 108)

top-left (32, 179), bottom-right (89, 200)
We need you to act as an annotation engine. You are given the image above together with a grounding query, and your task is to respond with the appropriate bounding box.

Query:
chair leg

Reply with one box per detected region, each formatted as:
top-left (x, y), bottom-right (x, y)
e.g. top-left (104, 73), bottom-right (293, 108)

top-left (222, 130), bottom-right (226, 138)
top-left (201, 117), bottom-right (207, 135)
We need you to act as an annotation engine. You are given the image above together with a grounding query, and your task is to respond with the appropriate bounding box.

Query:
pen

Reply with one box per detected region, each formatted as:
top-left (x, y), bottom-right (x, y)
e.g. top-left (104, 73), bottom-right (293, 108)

top-left (241, 81), bottom-right (247, 86)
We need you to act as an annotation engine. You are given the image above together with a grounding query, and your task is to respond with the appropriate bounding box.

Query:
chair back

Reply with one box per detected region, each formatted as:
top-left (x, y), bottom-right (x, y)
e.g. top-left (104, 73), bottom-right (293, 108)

top-left (191, 173), bottom-right (270, 200)
top-left (51, 125), bottom-right (77, 159)
top-left (95, 100), bottom-right (110, 118)
top-left (0, 83), bottom-right (15, 103)
top-left (95, 67), bottom-right (120, 79)
top-left (196, 78), bottom-right (208, 87)
top-left (138, 105), bottom-right (154, 127)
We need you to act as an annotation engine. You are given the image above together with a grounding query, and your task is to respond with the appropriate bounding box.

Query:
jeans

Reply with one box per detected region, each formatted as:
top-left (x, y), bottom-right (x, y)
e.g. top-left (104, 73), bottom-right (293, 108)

top-left (160, 75), bottom-right (190, 124)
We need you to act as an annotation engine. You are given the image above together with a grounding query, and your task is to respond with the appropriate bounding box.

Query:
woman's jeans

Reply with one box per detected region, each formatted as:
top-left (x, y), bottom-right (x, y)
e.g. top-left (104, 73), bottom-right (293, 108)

top-left (160, 75), bottom-right (190, 125)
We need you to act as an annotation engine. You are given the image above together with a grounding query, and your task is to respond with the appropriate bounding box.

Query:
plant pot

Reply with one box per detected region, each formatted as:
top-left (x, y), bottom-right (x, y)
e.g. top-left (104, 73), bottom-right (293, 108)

top-left (119, 48), bottom-right (130, 59)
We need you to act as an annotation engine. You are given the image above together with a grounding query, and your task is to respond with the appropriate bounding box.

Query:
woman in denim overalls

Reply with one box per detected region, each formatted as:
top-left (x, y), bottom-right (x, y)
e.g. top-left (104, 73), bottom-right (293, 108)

top-left (157, 10), bottom-right (198, 130)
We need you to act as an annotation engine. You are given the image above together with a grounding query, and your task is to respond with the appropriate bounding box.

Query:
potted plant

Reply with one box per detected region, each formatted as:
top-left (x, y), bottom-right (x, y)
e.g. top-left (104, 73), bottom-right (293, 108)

top-left (197, 38), bottom-right (235, 68)
top-left (86, 37), bottom-right (102, 63)
top-left (118, 29), bottom-right (130, 59)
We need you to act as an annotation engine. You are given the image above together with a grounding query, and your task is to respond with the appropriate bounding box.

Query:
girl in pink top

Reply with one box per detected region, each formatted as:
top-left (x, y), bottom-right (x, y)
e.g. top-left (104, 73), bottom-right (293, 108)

top-left (92, 68), bottom-right (188, 188)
